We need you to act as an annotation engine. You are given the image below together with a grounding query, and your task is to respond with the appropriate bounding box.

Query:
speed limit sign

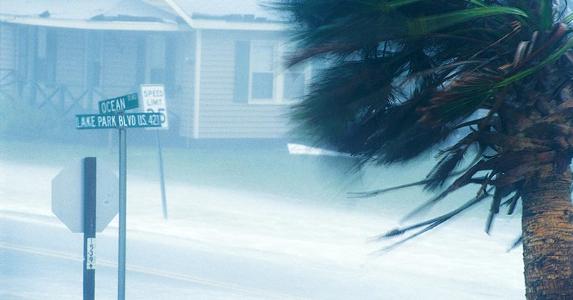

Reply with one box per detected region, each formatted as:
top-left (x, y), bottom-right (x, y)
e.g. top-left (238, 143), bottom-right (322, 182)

top-left (140, 84), bottom-right (168, 129)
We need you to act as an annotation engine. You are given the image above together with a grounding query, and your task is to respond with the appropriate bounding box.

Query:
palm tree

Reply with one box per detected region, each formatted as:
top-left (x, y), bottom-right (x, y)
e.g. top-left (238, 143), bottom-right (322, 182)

top-left (275, 0), bottom-right (573, 298)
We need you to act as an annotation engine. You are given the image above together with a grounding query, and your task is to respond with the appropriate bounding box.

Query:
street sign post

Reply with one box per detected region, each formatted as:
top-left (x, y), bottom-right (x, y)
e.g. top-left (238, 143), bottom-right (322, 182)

top-left (52, 157), bottom-right (117, 300)
top-left (117, 126), bottom-right (127, 300)
top-left (71, 92), bottom-right (165, 300)
top-left (83, 158), bottom-right (96, 300)
top-left (141, 84), bottom-right (169, 220)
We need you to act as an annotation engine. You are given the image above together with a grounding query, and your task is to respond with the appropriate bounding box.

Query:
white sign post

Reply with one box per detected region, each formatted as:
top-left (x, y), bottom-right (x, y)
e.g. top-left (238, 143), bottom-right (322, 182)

top-left (141, 84), bottom-right (169, 220)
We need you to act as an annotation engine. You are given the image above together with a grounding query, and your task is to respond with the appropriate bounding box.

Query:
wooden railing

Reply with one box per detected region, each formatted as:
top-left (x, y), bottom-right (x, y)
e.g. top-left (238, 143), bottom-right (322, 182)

top-left (0, 68), bottom-right (182, 136)
top-left (0, 68), bottom-right (112, 116)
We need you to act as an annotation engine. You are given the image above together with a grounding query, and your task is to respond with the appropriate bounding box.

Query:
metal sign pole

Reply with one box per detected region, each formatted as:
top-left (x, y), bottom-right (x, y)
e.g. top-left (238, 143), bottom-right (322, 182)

top-left (83, 157), bottom-right (97, 300)
top-left (117, 126), bottom-right (127, 300)
top-left (155, 131), bottom-right (168, 220)
top-left (73, 92), bottom-right (160, 300)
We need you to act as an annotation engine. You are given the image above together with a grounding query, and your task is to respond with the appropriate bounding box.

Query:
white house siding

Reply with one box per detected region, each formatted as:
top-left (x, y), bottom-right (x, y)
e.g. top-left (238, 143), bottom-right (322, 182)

top-left (197, 30), bottom-right (291, 139)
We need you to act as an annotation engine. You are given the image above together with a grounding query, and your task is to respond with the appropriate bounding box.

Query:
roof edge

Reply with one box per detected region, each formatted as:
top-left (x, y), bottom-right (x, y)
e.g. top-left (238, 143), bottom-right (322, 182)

top-left (192, 19), bottom-right (286, 31)
top-left (0, 15), bottom-right (183, 31)
top-left (161, 0), bottom-right (286, 31)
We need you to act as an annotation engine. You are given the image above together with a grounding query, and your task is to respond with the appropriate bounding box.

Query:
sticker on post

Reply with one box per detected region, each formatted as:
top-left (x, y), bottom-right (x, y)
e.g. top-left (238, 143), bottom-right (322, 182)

top-left (87, 238), bottom-right (96, 270)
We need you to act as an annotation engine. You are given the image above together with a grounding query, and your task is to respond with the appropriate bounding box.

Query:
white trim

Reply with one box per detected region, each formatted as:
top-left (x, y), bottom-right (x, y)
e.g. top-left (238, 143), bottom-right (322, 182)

top-left (0, 15), bottom-right (181, 31)
top-left (0, 14), bottom-right (286, 32)
top-left (192, 30), bottom-right (202, 139)
top-left (192, 19), bottom-right (286, 31)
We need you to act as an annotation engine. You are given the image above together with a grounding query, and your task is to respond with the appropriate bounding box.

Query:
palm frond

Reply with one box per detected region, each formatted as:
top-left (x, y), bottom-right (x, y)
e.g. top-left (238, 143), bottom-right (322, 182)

top-left (409, 7), bottom-right (528, 36)
top-left (376, 189), bottom-right (492, 252)
top-left (565, 13), bottom-right (573, 24)
top-left (497, 33), bottom-right (573, 87)
top-left (540, 0), bottom-right (554, 30)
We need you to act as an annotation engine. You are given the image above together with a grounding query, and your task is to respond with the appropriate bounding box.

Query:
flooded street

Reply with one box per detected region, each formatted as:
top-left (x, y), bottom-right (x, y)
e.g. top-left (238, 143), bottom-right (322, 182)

top-left (1, 142), bottom-right (525, 299)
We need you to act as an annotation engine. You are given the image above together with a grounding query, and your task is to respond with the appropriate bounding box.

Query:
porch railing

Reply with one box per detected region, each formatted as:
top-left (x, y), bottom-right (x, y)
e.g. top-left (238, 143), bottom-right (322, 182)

top-left (0, 68), bottom-right (112, 116)
top-left (1, 68), bottom-right (182, 137)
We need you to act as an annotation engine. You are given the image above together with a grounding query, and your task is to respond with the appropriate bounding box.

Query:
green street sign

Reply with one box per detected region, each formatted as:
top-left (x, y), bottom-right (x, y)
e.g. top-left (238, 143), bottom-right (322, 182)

top-left (98, 93), bottom-right (139, 115)
top-left (76, 113), bottom-right (163, 129)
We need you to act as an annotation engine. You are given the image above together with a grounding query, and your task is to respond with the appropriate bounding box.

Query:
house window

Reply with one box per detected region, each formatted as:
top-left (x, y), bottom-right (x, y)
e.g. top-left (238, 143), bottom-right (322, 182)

top-left (283, 64), bottom-right (306, 101)
top-left (234, 40), bottom-right (310, 104)
top-left (250, 42), bottom-right (275, 102)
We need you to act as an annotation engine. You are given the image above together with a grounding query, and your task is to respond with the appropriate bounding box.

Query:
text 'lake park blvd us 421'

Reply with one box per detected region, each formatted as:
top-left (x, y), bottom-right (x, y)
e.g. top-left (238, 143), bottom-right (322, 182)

top-left (75, 113), bottom-right (163, 129)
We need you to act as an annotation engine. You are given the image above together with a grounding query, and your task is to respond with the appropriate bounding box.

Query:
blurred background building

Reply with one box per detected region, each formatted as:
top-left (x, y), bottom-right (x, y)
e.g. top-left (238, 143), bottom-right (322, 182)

top-left (0, 0), bottom-right (313, 141)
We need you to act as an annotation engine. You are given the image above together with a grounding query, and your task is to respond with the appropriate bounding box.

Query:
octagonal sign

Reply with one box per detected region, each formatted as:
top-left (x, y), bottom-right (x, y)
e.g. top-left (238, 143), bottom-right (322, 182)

top-left (51, 159), bottom-right (118, 233)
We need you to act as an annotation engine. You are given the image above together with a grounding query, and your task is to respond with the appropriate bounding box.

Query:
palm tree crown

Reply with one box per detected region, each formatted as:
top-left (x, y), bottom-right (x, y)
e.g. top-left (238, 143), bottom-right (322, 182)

top-left (275, 0), bottom-right (573, 241)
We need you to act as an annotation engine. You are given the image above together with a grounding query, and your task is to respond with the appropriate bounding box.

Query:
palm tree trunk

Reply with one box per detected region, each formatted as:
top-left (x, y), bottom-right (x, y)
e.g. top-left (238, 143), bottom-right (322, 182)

top-left (521, 161), bottom-right (573, 300)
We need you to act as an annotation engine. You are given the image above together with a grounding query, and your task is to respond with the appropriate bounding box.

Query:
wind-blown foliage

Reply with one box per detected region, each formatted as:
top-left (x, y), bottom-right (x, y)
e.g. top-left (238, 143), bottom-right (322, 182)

top-left (274, 0), bottom-right (573, 248)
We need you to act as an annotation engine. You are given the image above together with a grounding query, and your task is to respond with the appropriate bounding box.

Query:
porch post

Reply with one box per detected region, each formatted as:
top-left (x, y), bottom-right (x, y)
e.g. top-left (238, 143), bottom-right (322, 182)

top-left (193, 29), bottom-right (202, 140)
